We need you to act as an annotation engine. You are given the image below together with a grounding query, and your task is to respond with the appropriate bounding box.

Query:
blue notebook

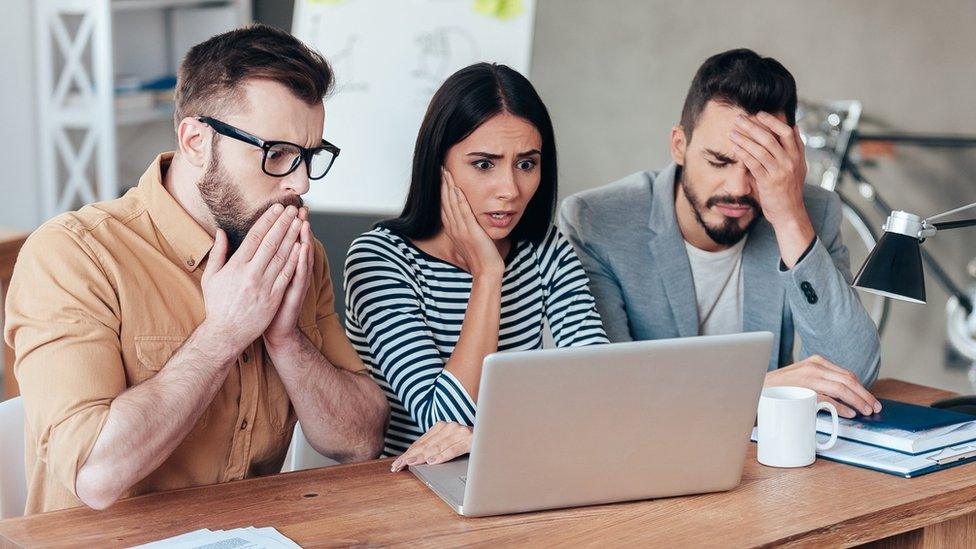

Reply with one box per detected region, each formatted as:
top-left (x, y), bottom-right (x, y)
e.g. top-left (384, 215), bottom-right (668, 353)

top-left (853, 399), bottom-right (974, 432)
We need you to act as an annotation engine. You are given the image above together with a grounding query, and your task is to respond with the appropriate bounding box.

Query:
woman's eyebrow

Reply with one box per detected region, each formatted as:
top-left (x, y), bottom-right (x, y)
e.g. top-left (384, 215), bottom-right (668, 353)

top-left (466, 151), bottom-right (503, 159)
top-left (465, 149), bottom-right (541, 159)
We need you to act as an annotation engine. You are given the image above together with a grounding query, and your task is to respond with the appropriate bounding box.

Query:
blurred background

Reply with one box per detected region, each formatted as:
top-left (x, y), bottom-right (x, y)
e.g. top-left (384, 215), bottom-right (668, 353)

top-left (2, 0), bottom-right (975, 397)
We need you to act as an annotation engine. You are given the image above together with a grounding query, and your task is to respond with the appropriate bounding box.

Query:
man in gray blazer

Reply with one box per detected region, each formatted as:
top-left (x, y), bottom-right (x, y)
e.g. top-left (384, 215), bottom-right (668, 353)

top-left (560, 49), bottom-right (882, 418)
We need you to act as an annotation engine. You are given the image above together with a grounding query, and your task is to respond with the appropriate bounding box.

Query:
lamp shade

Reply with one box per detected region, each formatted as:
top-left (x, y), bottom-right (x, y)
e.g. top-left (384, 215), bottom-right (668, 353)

top-left (852, 231), bottom-right (926, 304)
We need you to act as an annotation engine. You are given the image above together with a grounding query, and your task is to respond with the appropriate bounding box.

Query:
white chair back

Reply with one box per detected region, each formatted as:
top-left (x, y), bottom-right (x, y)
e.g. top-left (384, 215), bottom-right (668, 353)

top-left (282, 422), bottom-right (338, 473)
top-left (0, 396), bottom-right (26, 519)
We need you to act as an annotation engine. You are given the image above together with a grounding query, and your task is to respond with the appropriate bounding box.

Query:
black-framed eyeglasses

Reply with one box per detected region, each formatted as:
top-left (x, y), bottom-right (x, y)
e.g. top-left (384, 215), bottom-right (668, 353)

top-left (197, 116), bottom-right (340, 180)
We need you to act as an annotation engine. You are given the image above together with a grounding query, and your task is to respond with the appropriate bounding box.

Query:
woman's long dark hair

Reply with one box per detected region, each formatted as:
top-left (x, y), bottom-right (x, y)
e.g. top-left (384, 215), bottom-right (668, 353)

top-left (379, 62), bottom-right (557, 244)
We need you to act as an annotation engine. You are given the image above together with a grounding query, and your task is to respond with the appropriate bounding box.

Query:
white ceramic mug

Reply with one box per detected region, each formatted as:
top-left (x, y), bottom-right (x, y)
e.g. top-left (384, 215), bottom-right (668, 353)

top-left (757, 386), bottom-right (839, 468)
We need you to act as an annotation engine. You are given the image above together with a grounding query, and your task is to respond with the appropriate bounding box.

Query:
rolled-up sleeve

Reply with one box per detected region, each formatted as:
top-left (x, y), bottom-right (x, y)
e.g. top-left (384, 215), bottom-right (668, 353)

top-left (3, 223), bottom-right (123, 497)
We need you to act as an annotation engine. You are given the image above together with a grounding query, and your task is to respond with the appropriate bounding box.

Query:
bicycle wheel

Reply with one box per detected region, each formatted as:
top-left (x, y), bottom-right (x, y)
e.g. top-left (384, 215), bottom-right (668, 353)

top-left (837, 192), bottom-right (890, 334)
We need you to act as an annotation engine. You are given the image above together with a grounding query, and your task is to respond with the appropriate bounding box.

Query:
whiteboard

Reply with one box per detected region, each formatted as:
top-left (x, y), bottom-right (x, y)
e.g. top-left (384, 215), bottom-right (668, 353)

top-left (293, 0), bottom-right (537, 215)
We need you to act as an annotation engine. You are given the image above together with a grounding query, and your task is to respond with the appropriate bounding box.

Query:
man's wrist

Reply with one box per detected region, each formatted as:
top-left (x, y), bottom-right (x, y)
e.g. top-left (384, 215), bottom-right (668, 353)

top-left (194, 320), bottom-right (249, 365)
top-left (771, 211), bottom-right (816, 268)
top-left (263, 328), bottom-right (303, 354)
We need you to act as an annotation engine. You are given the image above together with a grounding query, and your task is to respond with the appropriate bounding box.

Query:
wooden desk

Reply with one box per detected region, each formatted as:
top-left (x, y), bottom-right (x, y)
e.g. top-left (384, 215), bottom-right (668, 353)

top-left (0, 229), bottom-right (28, 400)
top-left (2, 379), bottom-right (975, 548)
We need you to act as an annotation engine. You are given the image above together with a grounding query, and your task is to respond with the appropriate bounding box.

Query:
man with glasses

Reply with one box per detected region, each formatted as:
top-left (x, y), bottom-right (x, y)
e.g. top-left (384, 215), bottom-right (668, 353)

top-left (4, 24), bottom-right (389, 514)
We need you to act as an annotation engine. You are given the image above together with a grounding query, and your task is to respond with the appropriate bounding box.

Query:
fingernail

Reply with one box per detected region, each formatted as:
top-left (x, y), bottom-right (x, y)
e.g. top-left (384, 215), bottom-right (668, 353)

top-left (863, 407), bottom-right (872, 415)
top-left (426, 458), bottom-right (436, 465)
top-left (273, 204), bottom-right (284, 213)
top-left (875, 403), bottom-right (883, 413)
top-left (406, 457), bottom-right (418, 465)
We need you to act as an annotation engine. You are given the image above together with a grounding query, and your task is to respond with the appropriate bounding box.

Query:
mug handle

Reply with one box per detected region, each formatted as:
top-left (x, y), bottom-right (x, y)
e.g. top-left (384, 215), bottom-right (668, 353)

top-left (816, 401), bottom-right (840, 451)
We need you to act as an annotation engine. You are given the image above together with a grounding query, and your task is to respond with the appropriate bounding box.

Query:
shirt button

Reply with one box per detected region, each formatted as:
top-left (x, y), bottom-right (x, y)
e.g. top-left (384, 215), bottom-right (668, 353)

top-left (240, 419), bottom-right (248, 430)
top-left (186, 258), bottom-right (195, 267)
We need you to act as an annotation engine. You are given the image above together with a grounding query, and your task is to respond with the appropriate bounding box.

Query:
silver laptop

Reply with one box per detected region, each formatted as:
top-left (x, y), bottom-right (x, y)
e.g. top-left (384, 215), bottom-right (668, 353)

top-left (410, 332), bottom-right (773, 517)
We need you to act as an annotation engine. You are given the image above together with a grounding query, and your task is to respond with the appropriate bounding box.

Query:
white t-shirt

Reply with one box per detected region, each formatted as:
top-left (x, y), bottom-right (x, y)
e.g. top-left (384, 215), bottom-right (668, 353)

top-left (684, 237), bottom-right (747, 336)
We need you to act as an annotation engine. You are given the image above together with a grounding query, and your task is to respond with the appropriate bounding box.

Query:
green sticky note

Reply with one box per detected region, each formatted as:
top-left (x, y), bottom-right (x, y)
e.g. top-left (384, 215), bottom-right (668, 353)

top-left (472, 0), bottom-right (525, 20)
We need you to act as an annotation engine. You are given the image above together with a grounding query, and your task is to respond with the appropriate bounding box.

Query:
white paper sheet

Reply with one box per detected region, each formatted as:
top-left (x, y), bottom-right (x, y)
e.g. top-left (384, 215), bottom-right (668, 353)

top-left (129, 526), bottom-right (300, 549)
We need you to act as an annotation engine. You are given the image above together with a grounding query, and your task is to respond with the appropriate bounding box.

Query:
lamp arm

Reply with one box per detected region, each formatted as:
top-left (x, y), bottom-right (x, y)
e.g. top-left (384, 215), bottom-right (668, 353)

top-left (927, 201), bottom-right (976, 222)
top-left (931, 219), bottom-right (976, 232)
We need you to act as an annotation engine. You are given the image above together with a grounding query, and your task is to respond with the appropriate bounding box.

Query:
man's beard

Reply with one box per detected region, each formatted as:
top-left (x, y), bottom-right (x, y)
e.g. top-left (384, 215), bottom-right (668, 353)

top-left (198, 144), bottom-right (304, 257)
top-left (679, 166), bottom-right (761, 247)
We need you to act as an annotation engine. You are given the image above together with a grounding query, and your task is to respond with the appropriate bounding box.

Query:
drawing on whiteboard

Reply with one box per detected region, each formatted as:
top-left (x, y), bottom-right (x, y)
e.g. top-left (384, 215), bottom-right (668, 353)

top-left (292, 0), bottom-right (536, 214)
top-left (412, 27), bottom-right (479, 97)
top-left (331, 35), bottom-right (369, 94)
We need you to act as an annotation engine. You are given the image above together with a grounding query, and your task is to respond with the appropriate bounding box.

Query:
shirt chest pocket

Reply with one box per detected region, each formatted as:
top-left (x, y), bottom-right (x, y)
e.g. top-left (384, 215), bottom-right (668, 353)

top-left (133, 335), bottom-right (209, 432)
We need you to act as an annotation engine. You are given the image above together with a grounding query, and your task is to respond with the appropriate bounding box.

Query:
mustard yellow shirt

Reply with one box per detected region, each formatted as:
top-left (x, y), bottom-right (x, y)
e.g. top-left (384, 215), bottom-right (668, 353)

top-left (4, 152), bottom-right (367, 514)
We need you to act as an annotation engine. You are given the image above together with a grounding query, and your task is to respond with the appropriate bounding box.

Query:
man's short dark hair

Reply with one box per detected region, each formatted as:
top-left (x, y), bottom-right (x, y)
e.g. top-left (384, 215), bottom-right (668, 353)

top-left (679, 48), bottom-right (797, 141)
top-left (174, 24), bottom-right (333, 129)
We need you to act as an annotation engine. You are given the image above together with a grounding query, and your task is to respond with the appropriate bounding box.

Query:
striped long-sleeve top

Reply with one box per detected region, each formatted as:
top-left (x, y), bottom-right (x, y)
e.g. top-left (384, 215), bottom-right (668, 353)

top-left (344, 225), bottom-right (609, 456)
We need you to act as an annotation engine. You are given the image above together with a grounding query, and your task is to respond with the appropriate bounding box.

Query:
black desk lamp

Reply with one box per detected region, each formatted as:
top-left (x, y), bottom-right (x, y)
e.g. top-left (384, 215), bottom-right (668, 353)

top-left (853, 203), bottom-right (976, 413)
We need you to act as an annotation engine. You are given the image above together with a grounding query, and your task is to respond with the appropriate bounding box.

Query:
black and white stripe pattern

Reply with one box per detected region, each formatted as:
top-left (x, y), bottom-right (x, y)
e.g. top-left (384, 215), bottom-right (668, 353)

top-left (344, 225), bottom-right (609, 456)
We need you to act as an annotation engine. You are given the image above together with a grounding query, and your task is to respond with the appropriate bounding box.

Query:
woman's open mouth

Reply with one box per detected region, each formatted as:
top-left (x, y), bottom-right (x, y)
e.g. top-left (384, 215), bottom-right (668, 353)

top-left (485, 211), bottom-right (517, 228)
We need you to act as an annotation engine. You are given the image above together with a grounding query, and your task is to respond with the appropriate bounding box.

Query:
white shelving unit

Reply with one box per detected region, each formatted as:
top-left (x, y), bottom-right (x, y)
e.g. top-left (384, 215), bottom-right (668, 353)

top-left (34, 0), bottom-right (251, 219)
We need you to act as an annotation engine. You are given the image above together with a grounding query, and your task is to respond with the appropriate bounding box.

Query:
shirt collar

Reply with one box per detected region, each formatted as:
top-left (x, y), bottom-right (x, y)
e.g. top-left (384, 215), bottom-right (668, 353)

top-left (139, 152), bottom-right (214, 272)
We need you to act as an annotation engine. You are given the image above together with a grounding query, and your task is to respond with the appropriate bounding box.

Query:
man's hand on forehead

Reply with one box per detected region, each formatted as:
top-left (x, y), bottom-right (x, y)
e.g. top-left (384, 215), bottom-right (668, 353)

top-left (726, 110), bottom-right (814, 268)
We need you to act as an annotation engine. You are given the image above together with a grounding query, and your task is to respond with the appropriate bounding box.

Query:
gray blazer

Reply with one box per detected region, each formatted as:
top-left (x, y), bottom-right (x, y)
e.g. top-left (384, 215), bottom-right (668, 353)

top-left (559, 164), bottom-right (881, 385)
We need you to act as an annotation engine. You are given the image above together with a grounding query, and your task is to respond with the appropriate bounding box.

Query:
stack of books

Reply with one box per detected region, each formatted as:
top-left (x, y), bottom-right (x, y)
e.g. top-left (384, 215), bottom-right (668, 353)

top-left (753, 399), bottom-right (976, 477)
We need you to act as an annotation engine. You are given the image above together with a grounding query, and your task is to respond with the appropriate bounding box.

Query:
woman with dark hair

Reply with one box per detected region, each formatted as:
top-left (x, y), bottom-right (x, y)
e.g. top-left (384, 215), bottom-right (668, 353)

top-left (343, 62), bottom-right (608, 469)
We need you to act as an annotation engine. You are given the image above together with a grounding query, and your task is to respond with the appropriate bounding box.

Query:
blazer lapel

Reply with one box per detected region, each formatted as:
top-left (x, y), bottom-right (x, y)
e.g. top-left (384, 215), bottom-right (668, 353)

top-left (647, 164), bottom-right (699, 338)
top-left (743, 218), bottom-right (785, 360)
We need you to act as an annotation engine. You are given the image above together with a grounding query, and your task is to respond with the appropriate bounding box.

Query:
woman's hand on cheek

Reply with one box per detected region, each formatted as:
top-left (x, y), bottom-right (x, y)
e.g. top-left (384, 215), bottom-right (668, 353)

top-left (440, 168), bottom-right (505, 278)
